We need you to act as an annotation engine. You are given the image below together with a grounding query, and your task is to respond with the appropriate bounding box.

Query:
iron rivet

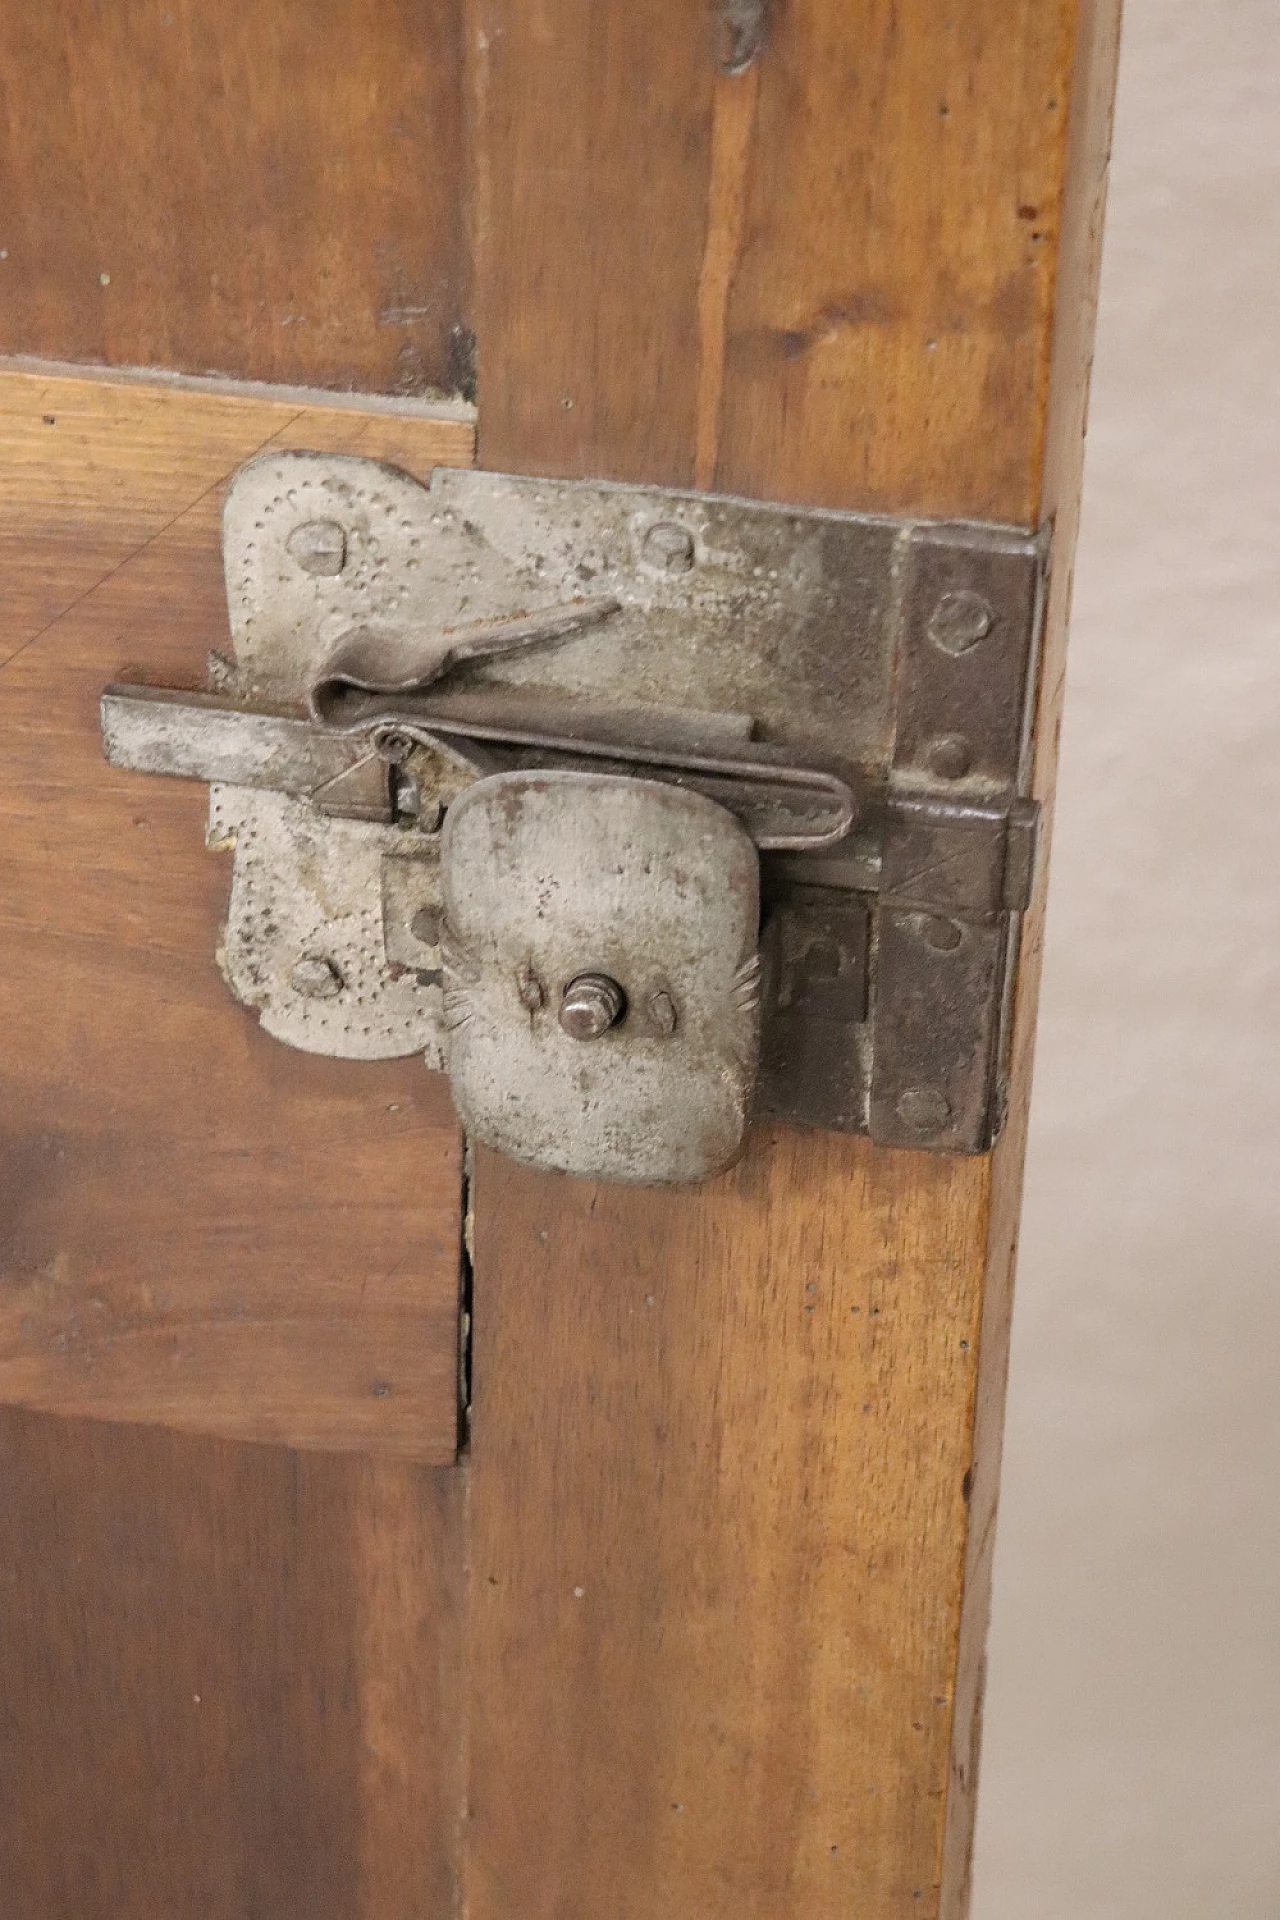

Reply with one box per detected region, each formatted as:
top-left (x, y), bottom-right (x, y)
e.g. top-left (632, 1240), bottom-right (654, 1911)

top-left (410, 907), bottom-right (441, 947)
top-left (919, 915), bottom-right (964, 952)
top-left (291, 954), bottom-right (344, 999)
top-left (286, 518), bottom-right (347, 576)
top-left (516, 962), bottom-right (545, 1013)
top-left (373, 727), bottom-right (414, 765)
top-left (559, 973), bottom-right (626, 1041)
top-left (642, 521), bottom-right (696, 572)
top-left (897, 1087), bottom-right (953, 1133)
top-left (926, 733), bottom-right (972, 780)
top-left (649, 990), bottom-right (678, 1036)
top-left (928, 589), bottom-right (993, 655)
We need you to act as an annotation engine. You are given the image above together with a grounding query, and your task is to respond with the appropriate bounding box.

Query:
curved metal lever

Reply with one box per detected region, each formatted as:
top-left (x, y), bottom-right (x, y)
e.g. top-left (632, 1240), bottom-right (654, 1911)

top-left (349, 706), bottom-right (856, 853)
top-left (307, 624), bottom-right (858, 853)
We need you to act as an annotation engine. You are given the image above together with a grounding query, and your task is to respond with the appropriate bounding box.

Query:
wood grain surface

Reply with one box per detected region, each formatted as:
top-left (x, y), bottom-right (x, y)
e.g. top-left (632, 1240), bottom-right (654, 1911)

top-left (0, 365), bottom-right (474, 1456)
top-left (0, 2), bottom-right (470, 396)
top-left (940, 9), bottom-right (1125, 1910)
top-left (0, 365), bottom-right (475, 1918)
top-left (0, 0), bottom-right (1122, 1904)
top-left (465, 4), bottom-right (1122, 1916)
top-left (0, 1408), bottom-right (466, 1920)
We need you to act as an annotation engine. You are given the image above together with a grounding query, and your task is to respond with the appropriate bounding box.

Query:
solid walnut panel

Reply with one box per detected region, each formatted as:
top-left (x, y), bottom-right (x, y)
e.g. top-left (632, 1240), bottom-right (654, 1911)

top-left (0, 1), bottom-right (470, 395)
top-left (0, 366), bottom-right (473, 1456)
top-left (466, 0), bottom-right (1121, 1914)
top-left (0, 1408), bottom-right (466, 1920)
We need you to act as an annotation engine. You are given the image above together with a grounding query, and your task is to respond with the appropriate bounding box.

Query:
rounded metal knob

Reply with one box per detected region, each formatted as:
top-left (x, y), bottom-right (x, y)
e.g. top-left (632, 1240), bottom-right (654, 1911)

top-left (559, 973), bottom-right (626, 1041)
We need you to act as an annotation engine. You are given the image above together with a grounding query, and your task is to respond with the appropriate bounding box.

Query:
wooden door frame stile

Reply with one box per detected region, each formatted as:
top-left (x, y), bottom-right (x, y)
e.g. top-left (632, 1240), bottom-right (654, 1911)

top-left (463, 2), bottom-right (1123, 1915)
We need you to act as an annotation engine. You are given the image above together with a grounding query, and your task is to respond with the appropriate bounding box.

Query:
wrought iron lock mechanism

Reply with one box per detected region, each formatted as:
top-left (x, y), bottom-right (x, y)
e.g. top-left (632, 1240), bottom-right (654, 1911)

top-left (101, 452), bottom-right (1045, 1185)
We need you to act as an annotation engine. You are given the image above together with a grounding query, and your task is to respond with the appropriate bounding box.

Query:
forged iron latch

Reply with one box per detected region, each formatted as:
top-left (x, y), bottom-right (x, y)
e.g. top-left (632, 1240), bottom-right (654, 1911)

top-left (101, 451), bottom-right (1046, 1185)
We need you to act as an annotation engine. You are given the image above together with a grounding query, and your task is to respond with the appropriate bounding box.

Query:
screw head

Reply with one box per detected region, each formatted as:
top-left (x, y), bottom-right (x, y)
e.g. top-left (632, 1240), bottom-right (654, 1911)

top-left (928, 589), bottom-right (993, 655)
top-left (287, 518), bottom-right (347, 576)
top-left (649, 989), bottom-right (678, 1036)
top-left (291, 954), bottom-right (344, 999)
top-left (559, 972), bottom-right (626, 1041)
top-left (926, 733), bottom-right (973, 780)
top-left (642, 521), bottom-right (696, 572)
top-left (896, 1087), bottom-right (953, 1134)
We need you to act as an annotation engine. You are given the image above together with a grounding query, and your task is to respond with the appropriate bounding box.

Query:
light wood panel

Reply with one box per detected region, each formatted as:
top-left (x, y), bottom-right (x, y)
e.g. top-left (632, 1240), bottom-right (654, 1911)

top-left (465, 4), bottom-right (1121, 1917)
top-left (0, 365), bottom-right (475, 1917)
top-left (0, 2), bottom-right (471, 395)
top-left (0, 365), bottom-right (473, 1457)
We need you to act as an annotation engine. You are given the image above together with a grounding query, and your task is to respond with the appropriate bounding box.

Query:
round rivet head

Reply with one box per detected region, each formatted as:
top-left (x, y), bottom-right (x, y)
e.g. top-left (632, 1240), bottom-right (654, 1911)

top-left (642, 521), bottom-right (696, 572)
top-left (559, 973), bottom-right (626, 1041)
top-left (287, 518), bottom-right (347, 576)
top-left (926, 733), bottom-right (973, 780)
top-left (291, 954), bottom-right (344, 999)
top-left (896, 1087), bottom-right (953, 1134)
top-left (919, 915), bottom-right (964, 952)
top-left (928, 589), bottom-right (993, 655)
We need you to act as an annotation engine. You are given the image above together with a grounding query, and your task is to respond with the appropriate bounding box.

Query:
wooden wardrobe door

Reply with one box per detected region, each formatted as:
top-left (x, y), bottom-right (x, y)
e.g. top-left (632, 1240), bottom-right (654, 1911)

top-left (0, 2), bottom-right (1121, 1914)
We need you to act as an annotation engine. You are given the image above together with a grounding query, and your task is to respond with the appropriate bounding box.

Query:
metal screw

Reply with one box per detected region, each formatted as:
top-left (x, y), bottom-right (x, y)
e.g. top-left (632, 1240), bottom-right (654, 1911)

top-left (896, 1087), bottom-right (953, 1133)
top-left (559, 973), bottom-right (626, 1041)
top-left (291, 954), bottom-right (344, 999)
top-left (926, 733), bottom-right (972, 780)
top-left (928, 589), bottom-right (993, 655)
top-left (918, 915), bottom-right (964, 953)
top-left (649, 990), bottom-right (678, 1036)
top-left (410, 907), bottom-right (441, 947)
top-left (516, 962), bottom-right (545, 1013)
top-left (642, 521), bottom-right (696, 572)
top-left (287, 518), bottom-right (347, 576)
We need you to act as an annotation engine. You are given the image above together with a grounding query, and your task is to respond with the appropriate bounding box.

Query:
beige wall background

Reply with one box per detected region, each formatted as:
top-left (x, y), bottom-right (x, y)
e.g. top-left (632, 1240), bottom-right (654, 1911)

top-left (973, 2), bottom-right (1279, 1913)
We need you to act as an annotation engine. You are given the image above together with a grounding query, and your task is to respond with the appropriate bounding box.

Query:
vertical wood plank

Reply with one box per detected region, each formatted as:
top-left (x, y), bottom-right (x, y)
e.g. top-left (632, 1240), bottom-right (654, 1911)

top-left (470, 0), bottom-right (715, 485)
top-left (465, 1), bottom-right (1121, 1914)
top-left (0, 369), bottom-right (476, 1914)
